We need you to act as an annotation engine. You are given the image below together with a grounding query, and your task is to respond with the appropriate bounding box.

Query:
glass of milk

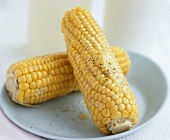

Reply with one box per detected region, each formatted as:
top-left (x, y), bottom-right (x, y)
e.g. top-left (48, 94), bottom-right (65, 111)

top-left (103, 0), bottom-right (163, 52)
top-left (27, 0), bottom-right (91, 56)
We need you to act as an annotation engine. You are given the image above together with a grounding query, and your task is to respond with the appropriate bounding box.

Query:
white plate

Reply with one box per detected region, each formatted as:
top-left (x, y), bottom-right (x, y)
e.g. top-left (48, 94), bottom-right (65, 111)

top-left (0, 52), bottom-right (168, 140)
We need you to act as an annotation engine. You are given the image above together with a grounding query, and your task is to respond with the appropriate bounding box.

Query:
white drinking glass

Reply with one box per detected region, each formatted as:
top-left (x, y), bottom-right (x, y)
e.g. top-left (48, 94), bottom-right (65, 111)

top-left (103, 0), bottom-right (163, 52)
top-left (26, 0), bottom-right (91, 57)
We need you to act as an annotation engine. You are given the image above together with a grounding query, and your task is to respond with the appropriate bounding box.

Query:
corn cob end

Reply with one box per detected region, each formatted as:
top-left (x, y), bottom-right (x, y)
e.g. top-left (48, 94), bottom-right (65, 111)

top-left (107, 118), bottom-right (132, 134)
top-left (6, 74), bottom-right (16, 98)
top-left (6, 72), bottom-right (30, 106)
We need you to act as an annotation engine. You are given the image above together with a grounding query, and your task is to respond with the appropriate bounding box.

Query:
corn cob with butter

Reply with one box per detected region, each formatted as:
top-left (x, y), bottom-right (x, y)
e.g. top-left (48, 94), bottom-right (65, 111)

top-left (6, 47), bottom-right (130, 106)
top-left (62, 7), bottom-right (138, 135)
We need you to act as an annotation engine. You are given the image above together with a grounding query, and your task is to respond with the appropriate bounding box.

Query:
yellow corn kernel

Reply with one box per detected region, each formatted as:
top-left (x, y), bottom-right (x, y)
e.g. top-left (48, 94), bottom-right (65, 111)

top-left (20, 67), bottom-right (28, 75)
top-left (98, 103), bottom-right (105, 111)
top-left (111, 111), bottom-right (121, 119)
top-left (42, 71), bottom-right (48, 78)
top-left (37, 71), bottom-right (42, 79)
top-left (19, 83), bottom-right (29, 91)
top-left (42, 64), bottom-right (48, 71)
top-left (126, 104), bottom-right (132, 113)
top-left (102, 108), bottom-right (110, 117)
top-left (18, 75), bottom-right (26, 83)
top-left (110, 105), bottom-right (118, 114)
top-left (103, 97), bottom-right (111, 104)
top-left (118, 103), bottom-right (125, 111)
top-left (30, 82), bottom-right (36, 89)
top-left (133, 117), bottom-right (138, 124)
top-left (123, 97), bottom-right (129, 104)
top-left (24, 89), bottom-right (31, 99)
top-left (27, 66), bottom-right (34, 73)
top-left (129, 112), bottom-right (137, 120)
top-left (96, 120), bottom-right (105, 128)
top-left (112, 86), bottom-right (120, 93)
top-left (13, 64), bottom-right (21, 71)
top-left (106, 100), bottom-right (115, 108)
top-left (37, 65), bottom-right (43, 71)
top-left (30, 89), bottom-right (35, 97)
top-left (25, 74), bottom-right (32, 83)
top-left (95, 101), bottom-right (100, 107)
top-left (42, 78), bottom-right (47, 87)
top-left (17, 90), bottom-right (24, 102)
top-left (122, 110), bottom-right (129, 118)
top-left (31, 72), bottom-right (37, 82)
top-left (94, 107), bottom-right (99, 116)
top-left (97, 112), bottom-right (104, 121)
top-left (102, 118), bottom-right (111, 124)
top-left (30, 59), bottom-right (36, 65)
top-left (14, 70), bottom-right (22, 78)
top-left (98, 95), bottom-right (106, 102)
top-left (26, 61), bottom-right (32, 66)
top-left (36, 80), bottom-right (42, 88)
top-left (111, 94), bottom-right (119, 100)
top-left (106, 91), bottom-right (115, 97)
top-left (115, 98), bottom-right (122, 105)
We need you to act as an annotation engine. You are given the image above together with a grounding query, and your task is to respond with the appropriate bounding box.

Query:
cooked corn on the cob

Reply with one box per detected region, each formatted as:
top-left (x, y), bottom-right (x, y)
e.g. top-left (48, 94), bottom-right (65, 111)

top-left (6, 53), bottom-right (79, 106)
top-left (6, 47), bottom-right (130, 106)
top-left (62, 7), bottom-right (138, 135)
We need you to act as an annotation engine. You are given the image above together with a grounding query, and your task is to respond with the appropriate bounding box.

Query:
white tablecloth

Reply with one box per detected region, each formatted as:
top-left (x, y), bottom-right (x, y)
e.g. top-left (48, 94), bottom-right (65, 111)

top-left (0, 0), bottom-right (170, 140)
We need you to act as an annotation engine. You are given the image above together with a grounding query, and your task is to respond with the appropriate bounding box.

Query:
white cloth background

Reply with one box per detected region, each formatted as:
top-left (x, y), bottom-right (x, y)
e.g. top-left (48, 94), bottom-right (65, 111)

top-left (0, 0), bottom-right (170, 139)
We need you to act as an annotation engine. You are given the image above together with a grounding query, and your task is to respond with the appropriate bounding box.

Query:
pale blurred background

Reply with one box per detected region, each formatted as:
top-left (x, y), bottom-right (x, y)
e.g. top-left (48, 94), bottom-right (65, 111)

top-left (0, 0), bottom-right (170, 139)
top-left (0, 0), bottom-right (170, 55)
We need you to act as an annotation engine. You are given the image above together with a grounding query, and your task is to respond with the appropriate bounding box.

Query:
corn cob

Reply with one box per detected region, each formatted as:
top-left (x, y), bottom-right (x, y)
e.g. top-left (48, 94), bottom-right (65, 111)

top-left (62, 7), bottom-right (138, 135)
top-left (6, 53), bottom-right (79, 106)
top-left (6, 47), bottom-right (130, 106)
